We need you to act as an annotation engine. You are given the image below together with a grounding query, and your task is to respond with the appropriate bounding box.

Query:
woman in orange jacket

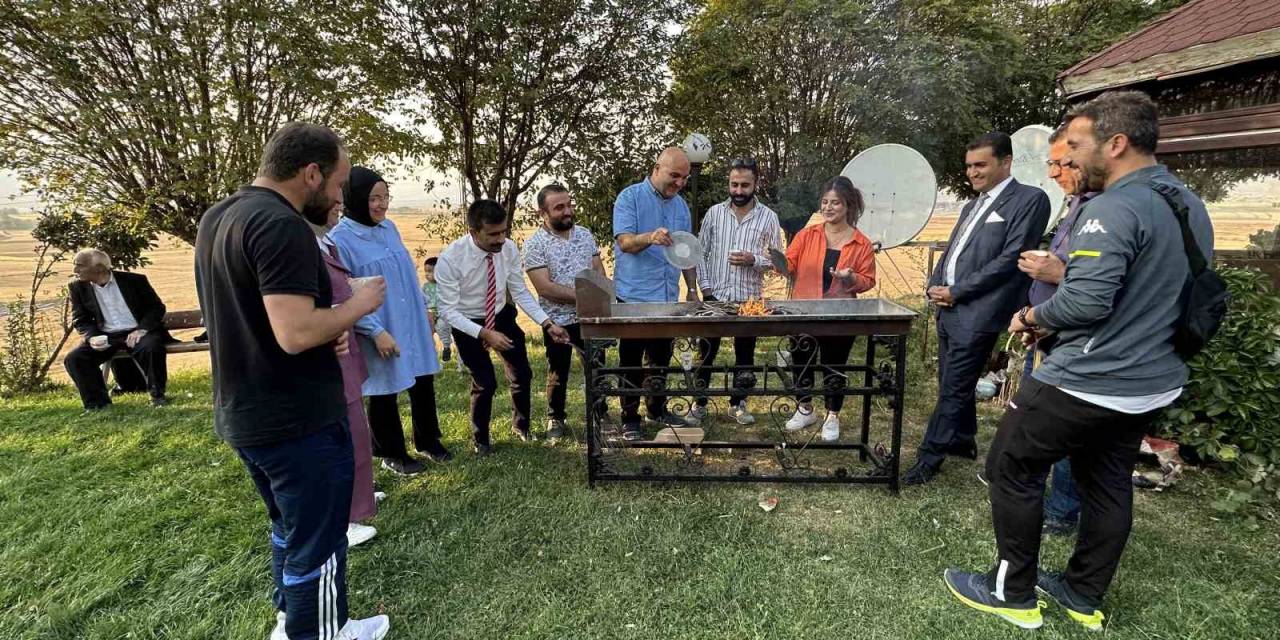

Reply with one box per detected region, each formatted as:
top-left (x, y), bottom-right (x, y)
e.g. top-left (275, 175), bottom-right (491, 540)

top-left (783, 175), bottom-right (876, 441)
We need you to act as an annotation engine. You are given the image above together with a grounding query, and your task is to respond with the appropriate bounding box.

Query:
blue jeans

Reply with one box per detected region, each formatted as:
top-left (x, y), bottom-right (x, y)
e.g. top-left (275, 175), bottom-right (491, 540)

top-left (236, 419), bottom-right (354, 640)
top-left (1024, 353), bottom-right (1080, 524)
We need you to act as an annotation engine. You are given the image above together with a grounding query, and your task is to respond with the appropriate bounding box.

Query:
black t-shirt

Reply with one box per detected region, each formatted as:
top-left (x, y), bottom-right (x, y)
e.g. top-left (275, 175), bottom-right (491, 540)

top-left (821, 248), bottom-right (840, 295)
top-left (194, 186), bottom-right (344, 448)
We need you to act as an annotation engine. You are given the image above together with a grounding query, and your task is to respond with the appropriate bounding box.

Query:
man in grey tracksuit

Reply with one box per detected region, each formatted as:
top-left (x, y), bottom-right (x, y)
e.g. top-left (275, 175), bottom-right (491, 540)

top-left (941, 91), bottom-right (1214, 631)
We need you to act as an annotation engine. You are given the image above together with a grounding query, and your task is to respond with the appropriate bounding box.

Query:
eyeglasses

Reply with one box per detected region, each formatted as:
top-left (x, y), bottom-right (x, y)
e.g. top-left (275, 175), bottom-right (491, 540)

top-left (370, 195), bottom-right (393, 205)
top-left (730, 157), bottom-right (759, 170)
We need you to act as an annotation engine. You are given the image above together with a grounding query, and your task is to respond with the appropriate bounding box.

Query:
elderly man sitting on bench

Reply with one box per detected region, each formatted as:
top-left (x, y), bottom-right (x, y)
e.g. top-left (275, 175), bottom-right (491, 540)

top-left (65, 248), bottom-right (171, 409)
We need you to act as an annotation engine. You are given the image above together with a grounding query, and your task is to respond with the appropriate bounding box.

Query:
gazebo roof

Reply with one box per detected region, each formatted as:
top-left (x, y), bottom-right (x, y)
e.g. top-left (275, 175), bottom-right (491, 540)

top-left (1059, 0), bottom-right (1280, 98)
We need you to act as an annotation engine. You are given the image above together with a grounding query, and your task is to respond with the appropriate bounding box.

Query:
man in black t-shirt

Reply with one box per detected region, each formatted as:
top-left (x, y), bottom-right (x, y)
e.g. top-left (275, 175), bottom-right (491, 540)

top-left (195, 123), bottom-right (390, 640)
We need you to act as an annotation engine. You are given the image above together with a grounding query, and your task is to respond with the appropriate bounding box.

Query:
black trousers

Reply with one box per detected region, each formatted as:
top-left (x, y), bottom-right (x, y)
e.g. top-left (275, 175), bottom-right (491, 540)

top-left (790, 335), bottom-right (856, 412)
top-left (617, 337), bottom-right (674, 425)
top-left (917, 315), bottom-right (1000, 468)
top-left (694, 336), bottom-right (757, 407)
top-left (543, 323), bottom-right (605, 421)
top-left (366, 374), bottom-right (441, 461)
top-left (452, 304), bottom-right (532, 444)
top-left (987, 377), bottom-right (1156, 603)
top-left (64, 332), bottom-right (168, 408)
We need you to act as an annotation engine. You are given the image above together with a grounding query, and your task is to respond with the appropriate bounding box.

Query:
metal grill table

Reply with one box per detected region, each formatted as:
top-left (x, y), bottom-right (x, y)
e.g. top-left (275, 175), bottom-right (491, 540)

top-left (576, 287), bottom-right (916, 491)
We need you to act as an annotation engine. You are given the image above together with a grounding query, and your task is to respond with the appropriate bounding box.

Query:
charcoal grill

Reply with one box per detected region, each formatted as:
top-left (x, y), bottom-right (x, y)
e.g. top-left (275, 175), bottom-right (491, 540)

top-left (574, 272), bottom-right (917, 491)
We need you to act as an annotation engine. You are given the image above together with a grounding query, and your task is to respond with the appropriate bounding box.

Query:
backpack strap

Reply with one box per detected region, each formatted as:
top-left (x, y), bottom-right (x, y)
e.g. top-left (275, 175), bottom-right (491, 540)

top-left (1150, 181), bottom-right (1208, 276)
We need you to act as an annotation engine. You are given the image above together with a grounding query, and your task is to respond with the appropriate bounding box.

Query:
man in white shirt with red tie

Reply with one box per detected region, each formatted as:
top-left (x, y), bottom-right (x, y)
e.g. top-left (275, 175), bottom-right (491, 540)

top-left (437, 199), bottom-right (571, 456)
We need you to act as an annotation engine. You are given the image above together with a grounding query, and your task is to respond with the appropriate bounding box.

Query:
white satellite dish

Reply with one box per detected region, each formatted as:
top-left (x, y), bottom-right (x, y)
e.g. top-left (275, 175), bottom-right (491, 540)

top-left (1011, 125), bottom-right (1067, 230)
top-left (841, 143), bottom-right (938, 250)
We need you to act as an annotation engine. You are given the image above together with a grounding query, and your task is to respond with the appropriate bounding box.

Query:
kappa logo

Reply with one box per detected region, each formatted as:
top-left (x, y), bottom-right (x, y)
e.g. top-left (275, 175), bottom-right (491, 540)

top-left (1077, 219), bottom-right (1107, 235)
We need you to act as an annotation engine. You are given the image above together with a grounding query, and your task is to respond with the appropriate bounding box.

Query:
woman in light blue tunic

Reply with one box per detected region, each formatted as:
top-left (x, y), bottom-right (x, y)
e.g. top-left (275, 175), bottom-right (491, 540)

top-left (329, 166), bottom-right (449, 474)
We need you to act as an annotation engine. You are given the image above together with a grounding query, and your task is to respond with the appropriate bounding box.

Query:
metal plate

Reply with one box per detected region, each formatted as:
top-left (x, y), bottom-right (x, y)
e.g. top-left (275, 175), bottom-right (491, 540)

top-left (841, 143), bottom-right (938, 250)
top-left (664, 231), bottom-right (702, 269)
top-left (1012, 124), bottom-right (1067, 230)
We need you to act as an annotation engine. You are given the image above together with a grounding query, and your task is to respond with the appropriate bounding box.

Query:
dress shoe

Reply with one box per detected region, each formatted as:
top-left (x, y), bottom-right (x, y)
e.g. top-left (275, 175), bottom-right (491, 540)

top-left (418, 441), bottom-right (453, 463)
top-left (903, 461), bottom-right (940, 486)
top-left (150, 395), bottom-right (169, 407)
top-left (473, 442), bottom-right (494, 457)
top-left (945, 441), bottom-right (978, 460)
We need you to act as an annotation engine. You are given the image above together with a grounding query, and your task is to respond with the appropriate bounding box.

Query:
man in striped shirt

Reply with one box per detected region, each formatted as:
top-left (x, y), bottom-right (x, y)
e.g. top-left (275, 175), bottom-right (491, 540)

top-left (690, 157), bottom-right (784, 425)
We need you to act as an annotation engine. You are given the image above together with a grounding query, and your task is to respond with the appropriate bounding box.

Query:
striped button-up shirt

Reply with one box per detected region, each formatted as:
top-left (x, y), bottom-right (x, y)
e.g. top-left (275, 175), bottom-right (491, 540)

top-left (696, 199), bottom-right (784, 302)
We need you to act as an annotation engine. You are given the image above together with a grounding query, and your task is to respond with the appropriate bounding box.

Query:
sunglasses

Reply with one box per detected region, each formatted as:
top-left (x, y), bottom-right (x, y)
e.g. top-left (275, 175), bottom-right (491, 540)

top-left (730, 157), bottom-right (758, 170)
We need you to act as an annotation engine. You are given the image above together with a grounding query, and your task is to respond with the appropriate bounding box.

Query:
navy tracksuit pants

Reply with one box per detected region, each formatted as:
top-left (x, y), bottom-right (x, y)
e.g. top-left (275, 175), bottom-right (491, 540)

top-left (236, 419), bottom-right (353, 640)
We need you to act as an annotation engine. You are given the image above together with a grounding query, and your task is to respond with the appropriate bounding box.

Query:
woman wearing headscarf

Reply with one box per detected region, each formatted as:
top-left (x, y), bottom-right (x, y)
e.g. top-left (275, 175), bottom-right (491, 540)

top-left (782, 175), bottom-right (876, 442)
top-left (310, 202), bottom-right (379, 547)
top-left (329, 166), bottom-right (448, 475)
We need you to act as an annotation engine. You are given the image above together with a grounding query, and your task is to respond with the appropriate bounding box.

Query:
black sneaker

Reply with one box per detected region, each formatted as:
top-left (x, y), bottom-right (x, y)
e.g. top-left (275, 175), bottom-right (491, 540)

top-left (441, 346), bottom-right (452, 362)
top-left (1036, 570), bottom-right (1104, 631)
top-left (943, 568), bottom-right (1044, 629)
top-left (380, 458), bottom-right (425, 475)
top-left (473, 442), bottom-right (493, 458)
top-left (151, 395), bottom-right (169, 407)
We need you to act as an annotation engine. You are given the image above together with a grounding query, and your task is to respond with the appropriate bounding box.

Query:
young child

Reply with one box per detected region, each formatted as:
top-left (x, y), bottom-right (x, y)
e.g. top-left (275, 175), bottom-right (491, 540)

top-left (421, 256), bottom-right (453, 363)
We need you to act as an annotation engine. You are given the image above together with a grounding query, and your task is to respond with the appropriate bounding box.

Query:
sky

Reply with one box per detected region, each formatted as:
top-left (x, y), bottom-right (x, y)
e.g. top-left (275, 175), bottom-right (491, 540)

top-left (0, 165), bottom-right (458, 212)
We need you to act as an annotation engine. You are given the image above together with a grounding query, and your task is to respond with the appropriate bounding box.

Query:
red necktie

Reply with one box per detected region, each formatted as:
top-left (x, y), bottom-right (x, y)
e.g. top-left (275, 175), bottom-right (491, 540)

top-left (484, 253), bottom-right (497, 331)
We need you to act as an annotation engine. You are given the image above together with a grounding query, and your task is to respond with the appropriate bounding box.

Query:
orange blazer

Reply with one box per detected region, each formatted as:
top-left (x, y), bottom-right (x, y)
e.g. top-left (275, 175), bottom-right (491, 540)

top-left (785, 224), bottom-right (876, 299)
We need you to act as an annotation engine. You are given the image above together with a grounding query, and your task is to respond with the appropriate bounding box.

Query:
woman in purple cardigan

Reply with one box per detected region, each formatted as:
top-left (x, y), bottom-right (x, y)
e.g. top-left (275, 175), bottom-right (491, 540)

top-left (313, 203), bottom-right (378, 548)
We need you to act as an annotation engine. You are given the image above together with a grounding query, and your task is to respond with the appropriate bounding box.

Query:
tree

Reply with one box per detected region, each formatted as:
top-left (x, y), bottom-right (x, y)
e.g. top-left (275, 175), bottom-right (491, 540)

top-left (0, 0), bottom-right (410, 259)
top-left (380, 0), bottom-right (687, 233)
top-left (667, 0), bottom-right (1198, 226)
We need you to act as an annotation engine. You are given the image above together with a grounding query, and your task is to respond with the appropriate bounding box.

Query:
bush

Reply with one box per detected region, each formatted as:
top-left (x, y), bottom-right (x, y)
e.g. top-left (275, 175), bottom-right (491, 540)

top-left (0, 297), bottom-right (63, 395)
top-left (1157, 266), bottom-right (1280, 503)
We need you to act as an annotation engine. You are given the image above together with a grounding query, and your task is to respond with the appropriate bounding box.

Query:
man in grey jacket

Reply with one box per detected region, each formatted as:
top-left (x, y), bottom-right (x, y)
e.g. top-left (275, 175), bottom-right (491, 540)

top-left (942, 91), bottom-right (1213, 631)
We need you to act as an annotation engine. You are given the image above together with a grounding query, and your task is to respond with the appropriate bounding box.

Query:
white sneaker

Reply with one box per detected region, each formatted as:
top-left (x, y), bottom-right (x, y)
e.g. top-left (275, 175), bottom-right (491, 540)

top-left (784, 405), bottom-right (819, 431)
top-left (336, 615), bottom-right (391, 640)
top-left (270, 611), bottom-right (287, 640)
top-left (688, 404), bottom-right (709, 424)
top-left (728, 402), bottom-right (755, 425)
top-left (373, 491), bottom-right (387, 504)
top-left (820, 412), bottom-right (840, 442)
top-left (346, 522), bottom-right (377, 548)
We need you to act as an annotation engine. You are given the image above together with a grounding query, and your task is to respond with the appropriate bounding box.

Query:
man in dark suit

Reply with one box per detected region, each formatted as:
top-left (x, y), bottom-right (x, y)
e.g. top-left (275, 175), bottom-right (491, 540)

top-left (65, 248), bottom-right (171, 409)
top-left (904, 132), bottom-right (1051, 485)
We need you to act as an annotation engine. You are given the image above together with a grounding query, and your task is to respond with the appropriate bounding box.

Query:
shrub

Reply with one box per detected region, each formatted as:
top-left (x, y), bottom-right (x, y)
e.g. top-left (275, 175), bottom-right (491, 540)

top-left (1157, 266), bottom-right (1280, 503)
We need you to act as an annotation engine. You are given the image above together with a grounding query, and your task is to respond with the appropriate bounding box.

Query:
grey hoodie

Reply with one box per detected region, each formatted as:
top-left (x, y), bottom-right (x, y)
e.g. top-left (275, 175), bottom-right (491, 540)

top-left (1032, 164), bottom-right (1213, 396)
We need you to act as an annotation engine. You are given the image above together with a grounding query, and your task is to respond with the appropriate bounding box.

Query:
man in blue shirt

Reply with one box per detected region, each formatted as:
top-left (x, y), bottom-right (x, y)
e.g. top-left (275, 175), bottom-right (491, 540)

top-left (612, 147), bottom-right (700, 440)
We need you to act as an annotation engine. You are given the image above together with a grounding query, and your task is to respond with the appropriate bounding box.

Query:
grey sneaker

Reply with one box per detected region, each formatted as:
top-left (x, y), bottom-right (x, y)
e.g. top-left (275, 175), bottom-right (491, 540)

top-left (652, 413), bottom-right (693, 428)
top-left (728, 402), bottom-right (756, 425)
top-left (546, 418), bottom-right (566, 441)
top-left (943, 568), bottom-right (1044, 629)
top-left (1036, 570), bottom-right (1104, 631)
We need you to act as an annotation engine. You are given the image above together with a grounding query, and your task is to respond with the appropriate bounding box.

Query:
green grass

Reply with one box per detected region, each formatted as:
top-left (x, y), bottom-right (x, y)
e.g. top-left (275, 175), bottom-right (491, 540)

top-left (1, 334), bottom-right (1278, 640)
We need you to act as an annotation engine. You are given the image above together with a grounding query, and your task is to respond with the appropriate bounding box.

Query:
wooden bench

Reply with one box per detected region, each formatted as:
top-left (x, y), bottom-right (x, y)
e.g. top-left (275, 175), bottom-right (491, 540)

top-left (107, 308), bottom-right (208, 360)
top-left (159, 309), bottom-right (208, 354)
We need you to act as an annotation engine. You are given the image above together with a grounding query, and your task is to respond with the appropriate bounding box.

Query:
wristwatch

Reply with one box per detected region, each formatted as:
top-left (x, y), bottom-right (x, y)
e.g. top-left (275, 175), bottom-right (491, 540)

top-left (1018, 306), bottom-right (1038, 329)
